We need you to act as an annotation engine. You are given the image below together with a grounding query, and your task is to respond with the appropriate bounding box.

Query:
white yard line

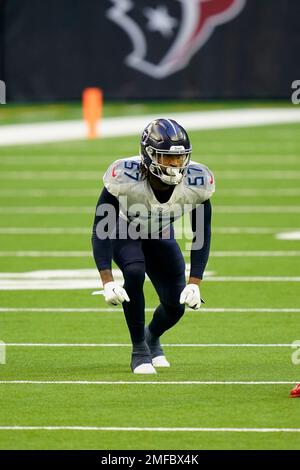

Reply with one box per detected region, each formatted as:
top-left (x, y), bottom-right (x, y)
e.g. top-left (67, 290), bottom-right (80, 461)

top-left (0, 207), bottom-right (92, 214)
top-left (0, 380), bottom-right (295, 385)
top-left (0, 250), bottom-right (299, 257)
top-left (217, 189), bottom-right (300, 196)
top-left (208, 157), bottom-right (300, 165)
top-left (214, 206), bottom-right (300, 213)
top-left (0, 308), bottom-right (299, 313)
top-left (0, 189), bottom-right (98, 197)
top-left (213, 227), bottom-right (300, 234)
top-left (0, 206), bottom-right (299, 214)
top-left (0, 276), bottom-right (299, 290)
top-left (216, 171), bottom-right (300, 179)
top-left (204, 277), bottom-right (300, 282)
top-left (0, 159), bottom-right (102, 166)
top-left (1, 171), bottom-right (300, 181)
top-left (1, 263), bottom-right (299, 290)
top-left (0, 426), bottom-right (299, 432)
top-left (1, 108), bottom-right (300, 146)
top-left (1, 189), bottom-right (299, 198)
top-left (1, 155), bottom-right (299, 166)
top-left (0, 251), bottom-right (92, 257)
top-left (4, 343), bottom-right (294, 348)
top-left (276, 231), bottom-right (300, 241)
top-left (0, 227), bottom-right (298, 235)
top-left (0, 228), bottom-right (91, 234)
top-left (0, 191), bottom-right (299, 199)
top-left (203, 251), bottom-right (300, 257)
top-left (0, 171), bottom-right (102, 180)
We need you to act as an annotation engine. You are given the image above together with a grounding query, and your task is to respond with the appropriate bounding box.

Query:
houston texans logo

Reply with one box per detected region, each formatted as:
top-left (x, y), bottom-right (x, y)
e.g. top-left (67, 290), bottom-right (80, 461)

top-left (107, 0), bottom-right (246, 79)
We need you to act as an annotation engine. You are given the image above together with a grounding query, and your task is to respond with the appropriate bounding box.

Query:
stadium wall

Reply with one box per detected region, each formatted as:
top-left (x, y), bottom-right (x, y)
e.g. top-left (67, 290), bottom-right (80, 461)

top-left (1, 0), bottom-right (299, 102)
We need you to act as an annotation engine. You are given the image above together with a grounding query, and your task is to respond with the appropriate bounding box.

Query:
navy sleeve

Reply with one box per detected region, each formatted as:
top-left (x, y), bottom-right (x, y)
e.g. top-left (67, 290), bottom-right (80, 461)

top-left (189, 199), bottom-right (212, 280)
top-left (91, 187), bottom-right (119, 272)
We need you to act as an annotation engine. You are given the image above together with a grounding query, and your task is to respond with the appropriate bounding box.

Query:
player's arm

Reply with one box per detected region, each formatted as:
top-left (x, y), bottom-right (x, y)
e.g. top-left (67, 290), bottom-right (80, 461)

top-left (180, 200), bottom-right (212, 309)
top-left (92, 187), bottom-right (130, 305)
top-left (189, 199), bottom-right (212, 283)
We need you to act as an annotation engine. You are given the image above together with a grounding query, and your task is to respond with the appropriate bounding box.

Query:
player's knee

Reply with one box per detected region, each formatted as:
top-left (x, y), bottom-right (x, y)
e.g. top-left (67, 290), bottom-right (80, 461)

top-left (163, 302), bottom-right (185, 319)
top-left (123, 262), bottom-right (145, 286)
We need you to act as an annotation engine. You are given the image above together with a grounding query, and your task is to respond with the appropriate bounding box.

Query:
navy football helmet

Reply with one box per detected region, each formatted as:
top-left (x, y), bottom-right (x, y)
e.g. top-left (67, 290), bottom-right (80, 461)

top-left (140, 118), bottom-right (192, 185)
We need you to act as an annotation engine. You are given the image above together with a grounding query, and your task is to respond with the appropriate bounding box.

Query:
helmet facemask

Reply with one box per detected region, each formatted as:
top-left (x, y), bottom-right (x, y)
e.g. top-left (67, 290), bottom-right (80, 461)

top-left (144, 145), bottom-right (191, 185)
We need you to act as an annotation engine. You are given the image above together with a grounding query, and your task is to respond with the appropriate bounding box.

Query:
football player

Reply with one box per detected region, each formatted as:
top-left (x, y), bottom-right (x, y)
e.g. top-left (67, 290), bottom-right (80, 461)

top-left (92, 118), bottom-right (215, 374)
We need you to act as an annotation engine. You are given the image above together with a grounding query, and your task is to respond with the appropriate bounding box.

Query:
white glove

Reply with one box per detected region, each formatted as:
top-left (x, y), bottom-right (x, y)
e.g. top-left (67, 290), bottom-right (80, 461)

top-left (180, 284), bottom-right (201, 310)
top-left (103, 281), bottom-right (130, 306)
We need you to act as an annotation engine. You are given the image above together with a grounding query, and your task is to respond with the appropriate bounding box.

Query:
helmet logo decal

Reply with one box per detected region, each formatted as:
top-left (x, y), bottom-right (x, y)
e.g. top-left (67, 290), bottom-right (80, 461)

top-left (170, 145), bottom-right (185, 153)
top-left (107, 0), bottom-right (246, 79)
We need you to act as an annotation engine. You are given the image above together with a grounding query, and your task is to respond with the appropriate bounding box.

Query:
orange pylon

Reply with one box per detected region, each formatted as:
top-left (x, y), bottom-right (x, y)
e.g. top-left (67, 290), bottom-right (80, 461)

top-left (83, 88), bottom-right (103, 139)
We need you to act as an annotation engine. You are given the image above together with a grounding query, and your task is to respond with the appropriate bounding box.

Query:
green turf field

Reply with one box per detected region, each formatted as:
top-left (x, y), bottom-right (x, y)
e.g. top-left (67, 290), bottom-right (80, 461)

top-left (0, 115), bottom-right (300, 449)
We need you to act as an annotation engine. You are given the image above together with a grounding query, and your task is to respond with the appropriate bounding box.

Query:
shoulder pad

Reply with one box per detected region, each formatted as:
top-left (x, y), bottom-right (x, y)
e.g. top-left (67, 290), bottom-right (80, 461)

top-left (103, 157), bottom-right (142, 197)
top-left (184, 161), bottom-right (215, 201)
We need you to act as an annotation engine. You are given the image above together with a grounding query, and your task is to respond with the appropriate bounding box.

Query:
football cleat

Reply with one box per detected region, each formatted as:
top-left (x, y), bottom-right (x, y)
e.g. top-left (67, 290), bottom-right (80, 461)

top-left (145, 326), bottom-right (170, 367)
top-left (133, 363), bottom-right (157, 374)
top-left (290, 383), bottom-right (300, 398)
top-left (152, 355), bottom-right (170, 368)
top-left (131, 341), bottom-right (155, 374)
